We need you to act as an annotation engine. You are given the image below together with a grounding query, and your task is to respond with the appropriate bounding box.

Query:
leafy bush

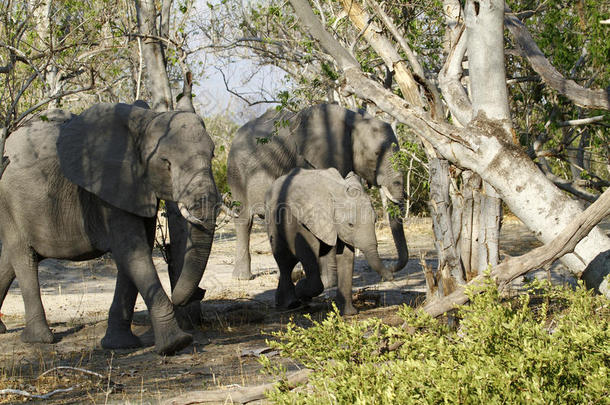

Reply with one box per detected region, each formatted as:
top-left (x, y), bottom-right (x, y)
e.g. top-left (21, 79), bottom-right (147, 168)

top-left (263, 281), bottom-right (609, 404)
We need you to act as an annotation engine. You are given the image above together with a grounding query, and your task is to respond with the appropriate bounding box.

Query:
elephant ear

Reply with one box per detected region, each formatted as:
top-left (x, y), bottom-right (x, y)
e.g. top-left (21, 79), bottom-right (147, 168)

top-left (286, 170), bottom-right (337, 246)
top-left (57, 102), bottom-right (158, 217)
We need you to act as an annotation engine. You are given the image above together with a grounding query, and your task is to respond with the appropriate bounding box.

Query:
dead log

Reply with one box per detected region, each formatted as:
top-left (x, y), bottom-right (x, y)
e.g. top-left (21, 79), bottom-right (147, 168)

top-left (423, 187), bottom-right (610, 318)
top-left (163, 369), bottom-right (312, 405)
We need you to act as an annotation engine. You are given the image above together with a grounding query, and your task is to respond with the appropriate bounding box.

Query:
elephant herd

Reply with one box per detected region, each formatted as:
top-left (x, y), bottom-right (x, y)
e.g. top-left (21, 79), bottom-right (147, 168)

top-left (0, 101), bottom-right (408, 355)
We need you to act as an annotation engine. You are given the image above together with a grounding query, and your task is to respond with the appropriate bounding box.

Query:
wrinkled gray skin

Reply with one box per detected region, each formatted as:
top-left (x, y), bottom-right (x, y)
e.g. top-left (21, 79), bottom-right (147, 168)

top-left (266, 168), bottom-right (386, 315)
top-left (227, 103), bottom-right (408, 281)
top-left (0, 102), bottom-right (219, 355)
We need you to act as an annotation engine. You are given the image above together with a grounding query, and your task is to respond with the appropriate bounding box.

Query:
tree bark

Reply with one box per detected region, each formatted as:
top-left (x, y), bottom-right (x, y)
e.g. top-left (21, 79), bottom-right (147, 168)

top-left (465, 0), bottom-right (508, 274)
top-left (288, 0), bottom-right (610, 296)
top-left (429, 158), bottom-right (464, 296)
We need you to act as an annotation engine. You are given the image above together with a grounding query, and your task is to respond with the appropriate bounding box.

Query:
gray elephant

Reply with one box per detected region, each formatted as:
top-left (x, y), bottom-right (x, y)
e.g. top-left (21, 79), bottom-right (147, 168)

top-left (265, 168), bottom-right (387, 315)
top-left (227, 103), bottom-right (408, 281)
top-left (0, 102), bottom-right (219, 355)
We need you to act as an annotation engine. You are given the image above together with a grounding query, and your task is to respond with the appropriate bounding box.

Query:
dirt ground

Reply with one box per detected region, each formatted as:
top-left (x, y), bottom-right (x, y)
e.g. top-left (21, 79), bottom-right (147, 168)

top-left (0, 216), bottom-right (582, 404)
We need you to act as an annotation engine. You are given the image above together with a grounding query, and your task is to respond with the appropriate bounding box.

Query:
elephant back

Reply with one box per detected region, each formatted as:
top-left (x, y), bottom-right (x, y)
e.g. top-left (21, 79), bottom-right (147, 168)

top-left (5, 116), bottom-right (66, 169)
top-left (289, 104), bottom-right (359, 175)
top-left (228, 107), bottom-right (301, 185)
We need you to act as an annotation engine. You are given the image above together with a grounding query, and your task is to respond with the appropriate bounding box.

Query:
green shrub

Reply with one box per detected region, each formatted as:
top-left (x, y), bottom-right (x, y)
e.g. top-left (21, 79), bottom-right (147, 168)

top-left (263, 281), bottom-right (609, 404)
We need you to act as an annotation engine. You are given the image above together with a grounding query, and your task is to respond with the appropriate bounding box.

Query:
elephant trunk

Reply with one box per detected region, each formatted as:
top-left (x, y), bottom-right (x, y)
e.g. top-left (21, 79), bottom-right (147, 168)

top-left (378, 151), bottom-right (409, 273)
top-left (388, 201), bottom-right (409, 273)
top-left (169, 207), bottom-right (216, 306)
top-left (361, 246), bottom-right (394, 281)
top-left (167, 177), bottom-right (220, 306)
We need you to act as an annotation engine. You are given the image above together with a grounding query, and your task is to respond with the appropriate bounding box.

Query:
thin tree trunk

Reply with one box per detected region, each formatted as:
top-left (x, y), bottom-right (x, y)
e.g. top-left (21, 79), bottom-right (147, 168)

top-left (134, 0), bottom-right (173, 111)
top-left (30, 0), bottom-right (60, 106)
top-left (429, 158), bottom-right (464, 296)
top-left (465, 0), bottom-right (508, 275)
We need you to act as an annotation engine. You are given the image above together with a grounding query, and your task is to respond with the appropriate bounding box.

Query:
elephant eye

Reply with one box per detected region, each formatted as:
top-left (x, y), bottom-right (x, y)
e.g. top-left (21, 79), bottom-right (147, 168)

top-left (348, 222), bottom-right (354, 228)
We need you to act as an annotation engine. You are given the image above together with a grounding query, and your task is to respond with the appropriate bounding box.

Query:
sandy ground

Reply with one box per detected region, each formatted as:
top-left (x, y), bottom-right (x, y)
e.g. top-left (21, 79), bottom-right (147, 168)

top-left (0, 216), bottom-right (584, 403)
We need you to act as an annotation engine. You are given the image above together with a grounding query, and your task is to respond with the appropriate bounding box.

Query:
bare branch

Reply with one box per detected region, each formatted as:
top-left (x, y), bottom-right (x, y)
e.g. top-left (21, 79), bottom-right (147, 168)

top-left (557, 115), bottom-right (606, 127)
top-left (0, 387), bottom-right (75, 400)
top-left (439, 27), bottom-right (472, 126)
top-left (163, 369), bottom-right (312, 405)
top-left (339, 0), bottom-right (423, 108)
top-left (505, 7), bottom-right (610, 110)
top-left (216, 68), bottom-right (279, 107)
top-left (366, 0), bottom-right (443, 116)
top-left (14, 83), bottom-right (95, 128)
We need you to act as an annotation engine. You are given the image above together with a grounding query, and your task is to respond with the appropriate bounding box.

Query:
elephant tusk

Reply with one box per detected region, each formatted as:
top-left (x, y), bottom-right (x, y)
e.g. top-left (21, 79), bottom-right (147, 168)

top-left (381, 186), bottom-right (401, 204)
top-left (178, 202), bottom-right (207, 227)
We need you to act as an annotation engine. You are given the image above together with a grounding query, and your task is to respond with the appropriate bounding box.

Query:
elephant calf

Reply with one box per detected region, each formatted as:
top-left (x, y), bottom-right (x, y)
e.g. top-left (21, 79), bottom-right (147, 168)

top-left (265, 168), bottom-right (394, 315)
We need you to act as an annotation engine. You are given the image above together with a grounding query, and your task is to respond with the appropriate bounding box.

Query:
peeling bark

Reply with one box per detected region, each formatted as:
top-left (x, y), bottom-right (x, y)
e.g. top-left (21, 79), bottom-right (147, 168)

top-left (429, 158), bottom-right (464, 296)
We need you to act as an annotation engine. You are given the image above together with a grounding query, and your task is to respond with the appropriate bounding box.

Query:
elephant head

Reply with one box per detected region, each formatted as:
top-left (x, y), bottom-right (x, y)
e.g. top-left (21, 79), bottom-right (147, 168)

top-left (56, 102), bottom-right (219, 306)
top-left (282, 168), bottom-right (394, 281)
top-left (351, 116), bottom-right (408, 273)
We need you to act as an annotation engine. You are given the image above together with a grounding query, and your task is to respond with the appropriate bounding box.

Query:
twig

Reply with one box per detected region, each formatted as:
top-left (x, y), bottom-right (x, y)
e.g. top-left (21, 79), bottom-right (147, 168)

top-left (38, 365), bottom-right (123, 392)
top-left (215, 67), bottom-right (279, 107)
top-left (557, 115), bottom-right (605, 127)
top-left (0, 387), bottom-right (74, 400)
top-left (38, 366), bottom-right (105, 380)
top-left (163, 368), bottom-right (312, 404)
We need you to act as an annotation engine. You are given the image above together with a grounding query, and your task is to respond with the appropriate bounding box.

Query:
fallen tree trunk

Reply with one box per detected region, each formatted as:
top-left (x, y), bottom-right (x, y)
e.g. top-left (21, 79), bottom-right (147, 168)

top-left (423, 187), bottom-right (610, 318)
top-left (163, 369), bottom-right (312, 405)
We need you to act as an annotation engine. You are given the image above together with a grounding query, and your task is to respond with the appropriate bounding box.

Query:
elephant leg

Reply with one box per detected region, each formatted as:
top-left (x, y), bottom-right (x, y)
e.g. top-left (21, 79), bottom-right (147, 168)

top-left (0, 253), bottom-right (16, 334)
top-left (273, 247), bottom-right (300, 309)
top-left (294, 235), bottom-right (324, 302)
top-left (100, 271), bottom-right (142, 349)
top-left (10, 244), bottom-right (54, 343)
top-left (320, 246), bottom-right (338, 289)
top-left (233, 212), bottom-right (254, 280)
top-left (109, 217), bottom-right (191, 355)
top-left (335, 242), bottom-right (357, 316)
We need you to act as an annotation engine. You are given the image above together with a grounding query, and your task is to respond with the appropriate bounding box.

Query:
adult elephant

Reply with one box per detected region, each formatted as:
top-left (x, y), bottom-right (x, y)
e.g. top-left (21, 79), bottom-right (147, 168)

top-left (0, 102), bottom-right (219, 355)
top-left (227, 103), bottom-right (408, 280)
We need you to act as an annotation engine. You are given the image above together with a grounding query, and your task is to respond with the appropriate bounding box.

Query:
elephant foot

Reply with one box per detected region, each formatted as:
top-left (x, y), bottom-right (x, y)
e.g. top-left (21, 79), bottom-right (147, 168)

top-left (0, 319), bottom-right (6, 334)
top-left (232, 265), bottom-right (253, 280)
top-left (275, 290), bottom-right (301, 310)
top-left (295, 278), bottom-right (324, 302)
top-left (153, 326), bottom-right (193, 355)
top-left (101, 327), bottom-right (142, 350)
top-left (339, 304), bottom-right (358, 316)
top-left (175, 301), bottom-right (203, 331)
top-left (21, 324), bottom-right (54, 344)
top-left (377, 268), bottom-right (394, 281)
